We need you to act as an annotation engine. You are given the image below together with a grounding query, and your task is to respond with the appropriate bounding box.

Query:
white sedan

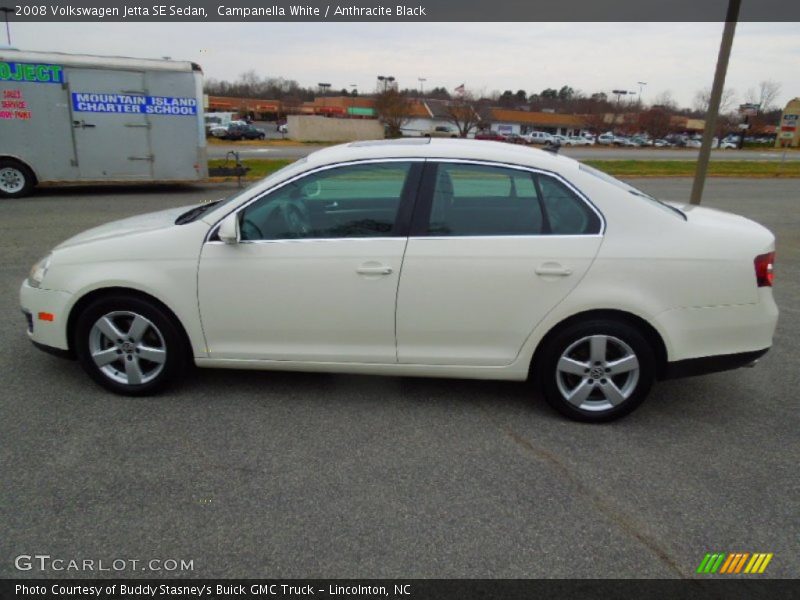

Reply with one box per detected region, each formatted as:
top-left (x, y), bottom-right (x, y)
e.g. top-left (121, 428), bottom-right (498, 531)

top-left (21, 139), bottom-right (778, 421)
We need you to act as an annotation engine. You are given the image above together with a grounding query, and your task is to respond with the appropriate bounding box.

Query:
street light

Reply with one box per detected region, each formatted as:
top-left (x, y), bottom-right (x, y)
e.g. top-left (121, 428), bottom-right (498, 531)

top-left (317, 82), bottom-right (331, 96)
top-left (637, 81), bottom-right (647, 109)
top-left (611, 89), bottom-right (632, 131)
top-left (377, 75), bottom-right (395, 92)
top-left (418, 77), bottom-right (427, 96)
top-left (0, 7), bottom-right (12, 45)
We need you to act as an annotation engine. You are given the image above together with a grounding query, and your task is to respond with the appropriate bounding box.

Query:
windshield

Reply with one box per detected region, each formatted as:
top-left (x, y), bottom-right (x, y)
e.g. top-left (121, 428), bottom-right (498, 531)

top-left (578, 163), bottom-right (686, 220)
top-left (175, 159), bottom-right (307, 225)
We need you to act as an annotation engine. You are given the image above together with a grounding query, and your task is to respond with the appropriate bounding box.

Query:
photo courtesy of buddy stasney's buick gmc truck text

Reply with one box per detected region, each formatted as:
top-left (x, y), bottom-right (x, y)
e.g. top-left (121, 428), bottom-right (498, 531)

top-left (15, 583), bottom-right (406, 596)
top-left (20, 137), bottom-right (778, 422)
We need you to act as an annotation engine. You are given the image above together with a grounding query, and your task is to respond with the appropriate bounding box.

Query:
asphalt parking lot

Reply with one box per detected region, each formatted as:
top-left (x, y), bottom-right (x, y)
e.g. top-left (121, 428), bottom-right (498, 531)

top-left (1, 178), bottom-right (798, 579)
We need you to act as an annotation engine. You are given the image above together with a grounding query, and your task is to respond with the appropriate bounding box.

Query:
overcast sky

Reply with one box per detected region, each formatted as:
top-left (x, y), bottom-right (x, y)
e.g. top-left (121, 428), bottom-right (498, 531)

top-left (8, 22), bottom-right (800, 109)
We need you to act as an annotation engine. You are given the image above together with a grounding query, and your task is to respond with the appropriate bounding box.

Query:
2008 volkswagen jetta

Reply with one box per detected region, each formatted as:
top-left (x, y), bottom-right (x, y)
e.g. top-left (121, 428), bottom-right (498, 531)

top-left (20, 139), bottom-right (778, 421)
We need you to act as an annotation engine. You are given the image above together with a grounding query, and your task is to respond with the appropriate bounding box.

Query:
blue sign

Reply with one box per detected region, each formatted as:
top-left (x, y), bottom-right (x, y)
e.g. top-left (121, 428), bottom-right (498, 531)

top-left (72, 92), bottom-right (198, 115)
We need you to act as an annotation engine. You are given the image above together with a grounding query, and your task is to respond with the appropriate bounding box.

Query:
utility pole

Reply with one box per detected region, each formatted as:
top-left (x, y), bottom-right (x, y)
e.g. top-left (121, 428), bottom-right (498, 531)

top-left (418, 77), bottom-right (426, 97)
top-left (690, 0), bottom-right (741, 205)
top-left (0, 7), bottom-right (12, 45)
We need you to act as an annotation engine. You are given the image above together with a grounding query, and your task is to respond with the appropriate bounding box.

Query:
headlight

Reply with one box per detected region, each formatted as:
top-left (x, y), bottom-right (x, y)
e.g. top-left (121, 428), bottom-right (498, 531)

top-left (28, 254), bottom-right (52, 288)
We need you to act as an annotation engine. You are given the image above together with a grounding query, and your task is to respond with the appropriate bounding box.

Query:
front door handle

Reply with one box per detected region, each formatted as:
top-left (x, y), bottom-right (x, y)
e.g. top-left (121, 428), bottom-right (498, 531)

top-left (535, 265), bottom-right (573, 277)
top-left (356, 265), bottom-right (393, 276)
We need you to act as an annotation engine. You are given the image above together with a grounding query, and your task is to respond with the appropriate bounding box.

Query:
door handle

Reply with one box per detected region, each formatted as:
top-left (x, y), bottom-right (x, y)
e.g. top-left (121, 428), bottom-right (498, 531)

top-left (535, 265), bottom-right (573, 277)
top-left (356, 265), bottom-right (393, 275)
top-left (72, 120), bottom-right (95, 129)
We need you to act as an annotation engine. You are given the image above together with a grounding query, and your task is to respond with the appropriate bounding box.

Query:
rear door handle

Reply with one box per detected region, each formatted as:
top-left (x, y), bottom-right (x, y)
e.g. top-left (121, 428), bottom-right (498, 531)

top-left (535, 265), bottom-right (573, 277)
top-left (357, 265), bottom-right (393, 276)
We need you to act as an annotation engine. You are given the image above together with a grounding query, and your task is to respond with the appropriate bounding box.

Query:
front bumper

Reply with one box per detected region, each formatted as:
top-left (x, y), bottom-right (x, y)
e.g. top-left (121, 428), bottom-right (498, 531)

top-left (20, 279), bottom-right (74, 353)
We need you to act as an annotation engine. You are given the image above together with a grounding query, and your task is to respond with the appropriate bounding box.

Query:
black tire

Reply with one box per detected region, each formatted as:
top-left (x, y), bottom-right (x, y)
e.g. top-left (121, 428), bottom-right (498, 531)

top-left (0, 159), bottom-right (35, 198)
top-left (536, 319), bottom-right (655, 422)
top-left (74, 295), bottom-right (189, 396)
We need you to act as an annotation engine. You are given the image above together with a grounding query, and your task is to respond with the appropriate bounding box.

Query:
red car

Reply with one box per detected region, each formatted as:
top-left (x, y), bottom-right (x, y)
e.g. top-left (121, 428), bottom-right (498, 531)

top-left (474, 130), bottom-right (507, 141)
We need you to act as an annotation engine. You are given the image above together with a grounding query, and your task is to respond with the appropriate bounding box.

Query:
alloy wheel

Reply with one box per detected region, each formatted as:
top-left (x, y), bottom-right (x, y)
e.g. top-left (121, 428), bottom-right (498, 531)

top-left (555, 334), bottom-right (640, 412)
top-left (88, 311), bottom-right (167, 385)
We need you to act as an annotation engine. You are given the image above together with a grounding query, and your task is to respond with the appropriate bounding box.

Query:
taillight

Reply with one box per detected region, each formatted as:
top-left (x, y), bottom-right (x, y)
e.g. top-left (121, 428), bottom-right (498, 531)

top-left (754, 251), bottom-right (775, 287)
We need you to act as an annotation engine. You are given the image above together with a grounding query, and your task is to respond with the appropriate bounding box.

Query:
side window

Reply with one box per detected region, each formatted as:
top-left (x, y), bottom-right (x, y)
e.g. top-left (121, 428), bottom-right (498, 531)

top-left (536, 175), bottom-right (601, 235)
top-left (427, 163), bottom-right (545, 236)
top-left (239, 162), bottom-right (413, 240)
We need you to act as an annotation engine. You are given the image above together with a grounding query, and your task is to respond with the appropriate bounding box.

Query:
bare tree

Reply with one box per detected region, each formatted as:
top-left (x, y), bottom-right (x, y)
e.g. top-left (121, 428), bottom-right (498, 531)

top-left (374, 88), bottom-right (412, 138)
top-left (745, 80), bottom-right (781, 112)
top-left (694, 87), bottom-right (737, 114)
top-left (638, 106), bottom-right (673, 139)
top-left (443, 92), bottom-right (480, 137)
top-left (651, 90), bottom-right (678, 111)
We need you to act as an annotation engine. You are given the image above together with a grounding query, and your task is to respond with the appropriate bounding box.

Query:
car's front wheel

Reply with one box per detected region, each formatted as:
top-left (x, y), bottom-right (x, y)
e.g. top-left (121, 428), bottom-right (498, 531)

top-left (538, 319), bottom-right (655, 422)
top-left (75, 295), bottom-right (188, 395)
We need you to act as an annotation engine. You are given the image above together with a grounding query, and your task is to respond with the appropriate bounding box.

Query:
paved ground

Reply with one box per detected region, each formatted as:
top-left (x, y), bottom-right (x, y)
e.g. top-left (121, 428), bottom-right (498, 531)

top-left (208, 142), bottom-right (799, 162)
top-left (1, 179), bottom-right (797, 579)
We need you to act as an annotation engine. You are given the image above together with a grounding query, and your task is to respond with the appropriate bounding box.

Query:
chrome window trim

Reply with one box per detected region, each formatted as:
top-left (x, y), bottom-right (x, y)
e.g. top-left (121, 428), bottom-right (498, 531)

top-left (202, 156), bottom-right (606, 244)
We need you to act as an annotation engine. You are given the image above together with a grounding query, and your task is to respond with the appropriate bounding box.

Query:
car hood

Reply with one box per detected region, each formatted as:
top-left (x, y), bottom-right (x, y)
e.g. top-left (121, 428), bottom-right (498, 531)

top-left (54, 205), bottom-right (197, 250)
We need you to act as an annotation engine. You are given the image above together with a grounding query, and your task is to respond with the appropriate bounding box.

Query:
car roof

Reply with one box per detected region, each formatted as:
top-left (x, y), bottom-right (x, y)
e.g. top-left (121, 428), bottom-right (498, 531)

top-left (304, 138), bottom-right (578, 174)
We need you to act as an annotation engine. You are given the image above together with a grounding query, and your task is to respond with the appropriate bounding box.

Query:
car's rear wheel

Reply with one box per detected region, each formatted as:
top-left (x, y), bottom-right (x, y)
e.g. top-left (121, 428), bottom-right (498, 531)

top-left (538, 319), bottom-right (655, 422)
top-left (75, 295), bottom-right (188, 395)
top-left (0, 159), bottom-right (35, 198)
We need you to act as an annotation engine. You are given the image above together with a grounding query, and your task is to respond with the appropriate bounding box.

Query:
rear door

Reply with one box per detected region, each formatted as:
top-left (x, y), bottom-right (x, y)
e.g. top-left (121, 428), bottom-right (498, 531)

top-left (67, 69), bottom-right (152, 180)
top-left (396, 161), bottom-right (604, 366)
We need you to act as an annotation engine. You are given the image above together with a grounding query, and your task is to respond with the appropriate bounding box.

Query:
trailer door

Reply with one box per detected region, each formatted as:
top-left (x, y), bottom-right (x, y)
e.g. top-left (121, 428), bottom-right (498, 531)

top-left (67, 70), bottom-right (153, 180)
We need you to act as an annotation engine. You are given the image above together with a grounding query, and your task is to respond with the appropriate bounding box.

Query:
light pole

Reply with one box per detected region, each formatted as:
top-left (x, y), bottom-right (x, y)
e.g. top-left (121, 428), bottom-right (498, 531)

top-left (418, 77), bottom-right (426, 97)
top-left (612, 89), bottom-right (631, 132)
top-left (637, 81), bottom-right (647, 109)
top-left (377, 75), bottom-right (395, 92)
top-left (0, 7), bottom-right (12, 45)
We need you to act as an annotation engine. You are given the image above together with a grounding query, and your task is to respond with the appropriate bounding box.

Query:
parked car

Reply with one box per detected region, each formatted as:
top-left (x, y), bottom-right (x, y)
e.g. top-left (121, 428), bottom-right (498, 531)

top-left (653, 139), bottom-right (671, 147)
top-left (226, 123), bottom-right (267, 141)
top-left (20, 139), bottom-right (778, 422)
top-left (474, 130), bottom-right (507, 141)
top-left (719, 141), bottom-right (738, 149)
top-left (596, 132), bottom-right (616, 145)
top-left (522, 131), bottom-right (554, 145)
top-left (565, 136), bottom-right (592, 146)
top-left (421, 126), bottom-right (459, 138)
top-left (503, 133), bottom-right (527, 145)
top-left (277, 123), bottom-right (288, 134)
top-left (208, 125), bottom-right (230, 139)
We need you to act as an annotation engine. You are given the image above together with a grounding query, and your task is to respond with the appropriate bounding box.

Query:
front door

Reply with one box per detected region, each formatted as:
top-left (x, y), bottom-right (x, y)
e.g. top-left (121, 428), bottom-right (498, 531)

top-left (67, 69), bottom-right (152, 180)
top-left (396, 161), bottom-right (604, 366)
top-left (198, 160), bottom-right (422, 363)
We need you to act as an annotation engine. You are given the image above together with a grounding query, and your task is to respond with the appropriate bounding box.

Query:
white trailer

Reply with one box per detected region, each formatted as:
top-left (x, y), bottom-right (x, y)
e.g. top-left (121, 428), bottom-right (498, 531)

top-left (0, 49), bottom-right (208, 198)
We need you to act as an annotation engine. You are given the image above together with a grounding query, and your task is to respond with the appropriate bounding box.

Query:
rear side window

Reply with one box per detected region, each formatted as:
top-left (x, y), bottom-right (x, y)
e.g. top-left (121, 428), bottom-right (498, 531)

top-left (424, 163), bottom-right (601, 237)
top-left (537, 175), bottom-right (602, 235)
top-left (427, 164), bottom-right (545, 236)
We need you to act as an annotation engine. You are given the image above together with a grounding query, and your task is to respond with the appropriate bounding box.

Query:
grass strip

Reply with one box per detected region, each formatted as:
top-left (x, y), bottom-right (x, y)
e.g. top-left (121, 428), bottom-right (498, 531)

top-left (583, 160), bottom-right (800, 178)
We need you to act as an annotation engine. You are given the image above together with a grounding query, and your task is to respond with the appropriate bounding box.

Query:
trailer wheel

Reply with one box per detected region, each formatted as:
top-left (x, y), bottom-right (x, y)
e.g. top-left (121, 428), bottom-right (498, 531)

top-left (0, 159), bottom-right (35, 198)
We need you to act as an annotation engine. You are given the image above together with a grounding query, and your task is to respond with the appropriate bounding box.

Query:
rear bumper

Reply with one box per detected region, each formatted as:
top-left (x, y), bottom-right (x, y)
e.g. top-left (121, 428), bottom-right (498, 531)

top-left (663, 347), bottom-right (769, 379)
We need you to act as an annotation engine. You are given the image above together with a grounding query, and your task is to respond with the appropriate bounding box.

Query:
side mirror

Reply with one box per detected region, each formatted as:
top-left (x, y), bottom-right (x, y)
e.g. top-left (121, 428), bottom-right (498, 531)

top-left (218, 213), bottom-right (240, 244)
